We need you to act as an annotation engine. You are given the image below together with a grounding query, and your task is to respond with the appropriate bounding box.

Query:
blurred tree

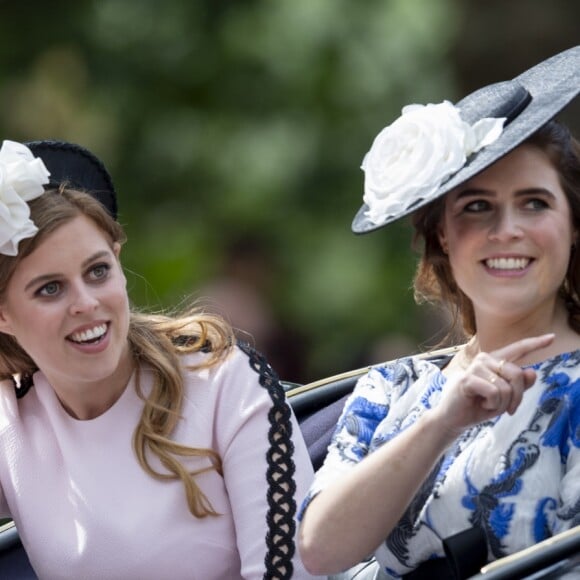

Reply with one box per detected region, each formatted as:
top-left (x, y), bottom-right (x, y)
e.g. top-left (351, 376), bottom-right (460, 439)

top-left (0, 0), bottom-right (576, 382)
top-left (451, 0), bottom-right (580, 135)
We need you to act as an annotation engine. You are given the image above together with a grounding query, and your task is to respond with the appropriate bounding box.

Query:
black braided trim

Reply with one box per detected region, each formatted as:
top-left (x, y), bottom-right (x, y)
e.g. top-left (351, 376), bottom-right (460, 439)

top-left (171, 334), bottom-right (214, 353)
top-left (13, 373), bottom-right (34, 399)
top-left (238, 341), bottom-right (297, 580)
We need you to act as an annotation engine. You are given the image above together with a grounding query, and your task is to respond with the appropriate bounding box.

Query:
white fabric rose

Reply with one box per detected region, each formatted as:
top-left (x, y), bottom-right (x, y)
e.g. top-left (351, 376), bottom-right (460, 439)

top-left (361, 101), bottom-right (505, 225)
top-left (0, 140), bottom-right (51, 256)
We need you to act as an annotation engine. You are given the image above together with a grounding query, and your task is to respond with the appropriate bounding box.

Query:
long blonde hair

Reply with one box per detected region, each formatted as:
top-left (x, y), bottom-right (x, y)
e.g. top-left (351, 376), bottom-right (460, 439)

top-left (0, 187), bottom-right (235, 518)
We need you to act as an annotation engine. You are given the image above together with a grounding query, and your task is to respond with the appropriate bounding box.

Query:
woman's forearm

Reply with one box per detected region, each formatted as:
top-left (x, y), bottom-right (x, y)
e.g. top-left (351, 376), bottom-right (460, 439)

top-left (298, 410), bottom-right (456, 575)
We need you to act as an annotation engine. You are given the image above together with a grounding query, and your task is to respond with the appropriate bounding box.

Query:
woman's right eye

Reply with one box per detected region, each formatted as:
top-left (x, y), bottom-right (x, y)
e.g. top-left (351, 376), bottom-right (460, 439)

top-left (37, 282), bottom-right (61, 297)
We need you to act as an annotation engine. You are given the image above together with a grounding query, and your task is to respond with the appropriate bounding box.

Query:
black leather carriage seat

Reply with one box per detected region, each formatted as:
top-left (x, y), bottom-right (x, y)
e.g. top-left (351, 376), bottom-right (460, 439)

top-left (0, 521), bottom-right (37, 579)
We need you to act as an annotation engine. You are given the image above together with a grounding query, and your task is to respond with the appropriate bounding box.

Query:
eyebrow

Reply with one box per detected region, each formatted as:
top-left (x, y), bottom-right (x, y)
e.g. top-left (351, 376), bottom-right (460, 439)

top-left (453, 187), bottom-right (556, 200)
top-left (24, 250), bottom-right (112, 292)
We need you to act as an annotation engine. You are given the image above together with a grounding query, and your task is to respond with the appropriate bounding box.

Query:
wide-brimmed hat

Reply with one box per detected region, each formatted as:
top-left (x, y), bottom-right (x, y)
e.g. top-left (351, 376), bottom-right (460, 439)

top-left (352, 45), bottom-right (580, 234)
top-left (25, 140), bottom-right (118, 219)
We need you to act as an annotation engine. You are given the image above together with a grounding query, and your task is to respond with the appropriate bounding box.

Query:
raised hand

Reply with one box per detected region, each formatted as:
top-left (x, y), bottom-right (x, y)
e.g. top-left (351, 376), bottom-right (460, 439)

top-left (435, 333), bottom-right (555, 436)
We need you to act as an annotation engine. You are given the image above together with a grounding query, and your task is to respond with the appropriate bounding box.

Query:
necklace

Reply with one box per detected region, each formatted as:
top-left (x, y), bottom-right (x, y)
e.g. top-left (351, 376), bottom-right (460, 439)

top-left (454, 338), bottom-right (479, 371)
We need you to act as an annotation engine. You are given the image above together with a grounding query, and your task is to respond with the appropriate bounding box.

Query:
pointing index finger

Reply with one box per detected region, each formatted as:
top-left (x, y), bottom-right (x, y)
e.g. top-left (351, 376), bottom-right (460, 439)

top-left (491, 333), bottom-right (555, 366)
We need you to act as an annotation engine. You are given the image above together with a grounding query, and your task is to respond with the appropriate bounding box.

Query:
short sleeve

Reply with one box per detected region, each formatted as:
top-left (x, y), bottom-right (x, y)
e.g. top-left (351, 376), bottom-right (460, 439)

top-left (298, 365), bottom-right (392, 520)
top-left (298, 357), bottom-right (444, 521)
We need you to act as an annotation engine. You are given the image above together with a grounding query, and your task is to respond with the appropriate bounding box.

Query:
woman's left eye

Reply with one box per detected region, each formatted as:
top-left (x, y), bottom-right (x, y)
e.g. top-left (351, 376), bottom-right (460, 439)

top-left (525, 198), bottom-right (549, 210)
top-left (89, 263), bottom-right (111, 281)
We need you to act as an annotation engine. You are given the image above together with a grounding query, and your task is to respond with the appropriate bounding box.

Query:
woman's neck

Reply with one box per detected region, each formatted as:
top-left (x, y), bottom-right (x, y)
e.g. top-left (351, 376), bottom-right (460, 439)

top-left (465, 300), bottom-right (580, 366)
top-left (51, 347), bottom-right (136, 421)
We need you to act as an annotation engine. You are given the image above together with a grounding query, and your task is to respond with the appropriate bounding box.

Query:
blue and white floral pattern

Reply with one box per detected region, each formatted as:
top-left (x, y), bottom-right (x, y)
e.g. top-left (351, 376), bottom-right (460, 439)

top-left (300, 352), bottom-right (580, 578)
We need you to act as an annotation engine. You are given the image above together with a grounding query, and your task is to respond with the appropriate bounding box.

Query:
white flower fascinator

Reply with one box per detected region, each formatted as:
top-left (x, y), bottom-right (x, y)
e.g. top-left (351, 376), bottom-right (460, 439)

top-left (0, 140), bottom-right (50, 256)
top-left (361, 101), bottom-right (504, 226)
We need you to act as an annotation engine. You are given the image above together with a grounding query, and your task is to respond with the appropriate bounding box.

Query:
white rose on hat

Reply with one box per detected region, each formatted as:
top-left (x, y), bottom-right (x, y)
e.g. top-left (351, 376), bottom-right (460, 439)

top-left (361, 101), bottom-right (505, 225)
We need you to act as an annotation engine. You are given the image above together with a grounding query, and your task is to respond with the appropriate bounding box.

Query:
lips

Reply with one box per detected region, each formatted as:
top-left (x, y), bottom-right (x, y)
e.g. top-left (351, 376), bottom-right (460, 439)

top-left (68, 323), bottom-right (108, 344)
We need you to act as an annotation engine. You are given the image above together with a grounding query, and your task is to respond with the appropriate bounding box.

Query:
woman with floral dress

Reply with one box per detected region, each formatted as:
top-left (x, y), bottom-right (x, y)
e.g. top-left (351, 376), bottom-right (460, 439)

top-left (298, 46), bottom-right (580, 579)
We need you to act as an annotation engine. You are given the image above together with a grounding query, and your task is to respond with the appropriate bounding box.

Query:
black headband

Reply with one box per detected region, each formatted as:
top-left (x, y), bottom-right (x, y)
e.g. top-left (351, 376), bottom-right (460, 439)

top-left (25, 140), bottom-right (118, 220)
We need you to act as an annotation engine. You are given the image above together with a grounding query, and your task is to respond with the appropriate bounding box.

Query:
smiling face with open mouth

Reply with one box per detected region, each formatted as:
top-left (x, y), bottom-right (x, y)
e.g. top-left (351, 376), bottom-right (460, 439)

top-left (438, 143), bottom-right (576, 326)
top-left (0, 214), bottom-right (132, 416)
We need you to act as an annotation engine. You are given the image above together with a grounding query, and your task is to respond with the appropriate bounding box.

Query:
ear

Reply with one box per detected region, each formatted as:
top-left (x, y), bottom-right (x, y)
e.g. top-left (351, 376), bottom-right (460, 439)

top-left (437, 224), bottom-right (448, 254)
top-left (0, 306), bottom-right (14, 336)
top-left (112, 242), bottom-right (127, 286)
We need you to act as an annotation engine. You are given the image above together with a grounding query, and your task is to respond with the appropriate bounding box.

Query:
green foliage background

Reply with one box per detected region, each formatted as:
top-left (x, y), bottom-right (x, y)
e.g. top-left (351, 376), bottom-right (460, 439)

top-left (0, 0), bottom-right (577, 382)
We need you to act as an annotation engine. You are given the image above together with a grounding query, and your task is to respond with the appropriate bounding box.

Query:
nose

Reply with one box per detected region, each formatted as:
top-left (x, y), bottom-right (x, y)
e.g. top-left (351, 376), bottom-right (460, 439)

top-left (487, 208), bottom-right (524, 241)
top-left (68, 285), bottom-right (99, 316)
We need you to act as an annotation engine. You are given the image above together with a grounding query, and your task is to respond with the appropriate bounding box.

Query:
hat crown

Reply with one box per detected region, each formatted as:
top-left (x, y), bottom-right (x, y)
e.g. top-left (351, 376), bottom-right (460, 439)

top-left (458, 81), bottom-right (532, 126)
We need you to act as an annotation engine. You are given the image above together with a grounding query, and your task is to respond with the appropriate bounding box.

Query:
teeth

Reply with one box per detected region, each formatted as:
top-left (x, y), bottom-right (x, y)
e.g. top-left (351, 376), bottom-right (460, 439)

top-left (70, 324), bottom-right (107, 343)
top-left (486, 257), bottom-right (529, 270)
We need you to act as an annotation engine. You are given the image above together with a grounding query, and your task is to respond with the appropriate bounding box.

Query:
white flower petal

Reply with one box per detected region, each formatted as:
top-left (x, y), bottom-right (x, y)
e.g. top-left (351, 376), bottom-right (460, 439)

top-left (0, 140), bottom-right (51, 255)
top-left (471, 117), bottom-right (506, 152)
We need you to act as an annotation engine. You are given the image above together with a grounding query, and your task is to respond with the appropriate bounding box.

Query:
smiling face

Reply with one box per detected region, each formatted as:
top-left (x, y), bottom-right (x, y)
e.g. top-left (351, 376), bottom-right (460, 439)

top-left (0, 214), bottom-right (132, 410)
top-left (438, 143), bottom-right (575, 326)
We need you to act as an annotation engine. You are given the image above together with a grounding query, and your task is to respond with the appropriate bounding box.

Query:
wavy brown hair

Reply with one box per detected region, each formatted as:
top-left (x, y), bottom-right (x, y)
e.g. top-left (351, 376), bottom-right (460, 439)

top-left (0, 187), bottom-right (235, 518)
top-left (412, 120), bottom-right (580, 340)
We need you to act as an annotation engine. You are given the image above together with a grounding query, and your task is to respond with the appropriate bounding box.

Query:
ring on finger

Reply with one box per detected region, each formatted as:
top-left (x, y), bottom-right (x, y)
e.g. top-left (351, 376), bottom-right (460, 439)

top-left (489, 374), bottom-right (498, 384)
top-left (497, 359), bottom-right (506, 378)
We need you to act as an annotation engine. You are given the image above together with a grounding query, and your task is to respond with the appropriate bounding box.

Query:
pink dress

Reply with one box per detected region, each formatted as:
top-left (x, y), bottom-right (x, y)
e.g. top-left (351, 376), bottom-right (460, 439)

top-left (0, 344), bottom-right (318, 579)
